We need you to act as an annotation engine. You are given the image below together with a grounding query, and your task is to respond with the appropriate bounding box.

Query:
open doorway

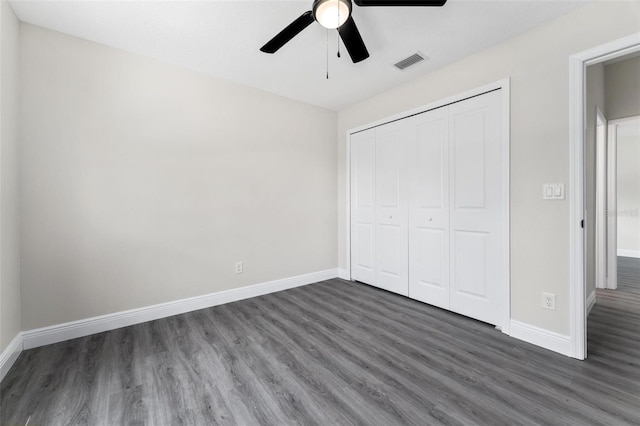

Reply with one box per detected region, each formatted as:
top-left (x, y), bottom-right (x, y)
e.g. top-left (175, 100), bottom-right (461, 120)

top-left (585, 53), bottom-right (640, 357)
top-left (569, 33), bottom-right (640, 360)
top-left (605, 116), bottom-right (640, 294)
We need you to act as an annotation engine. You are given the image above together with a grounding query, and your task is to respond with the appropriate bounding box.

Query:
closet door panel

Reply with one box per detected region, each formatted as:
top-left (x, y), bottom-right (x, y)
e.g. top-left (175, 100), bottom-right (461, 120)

top-left (454, 230), bottom-right (489, 297)
top-left (414, 228), bottom-right (446, 286)
top-left (378, 224), bottom-right (401, 277)
top-left (375, 122), bottom-right (409, 296)
top-left (350, 88), bottom-right (506, 329)
top-left (453, 111), bottom-right (486, 209)
top-left (350, 129), bottom-right (376, 285)
top-left (449, 90), bottom-right (503, 325)
top-left (408, 108), bottom-right (450, 308)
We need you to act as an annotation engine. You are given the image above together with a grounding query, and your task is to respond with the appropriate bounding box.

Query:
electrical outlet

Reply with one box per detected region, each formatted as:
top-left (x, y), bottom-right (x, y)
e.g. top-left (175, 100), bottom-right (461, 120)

top-left (542, 292), bottom-right (556, 310)
top-left (235, 261), bottom-right (243, 274)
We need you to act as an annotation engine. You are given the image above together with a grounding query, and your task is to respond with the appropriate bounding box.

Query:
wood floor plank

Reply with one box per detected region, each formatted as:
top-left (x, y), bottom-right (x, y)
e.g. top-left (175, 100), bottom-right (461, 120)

top-left (237, 298), bottom-right (419, 425)
top-left (107, 384), bottom-right (146, 426)
top-left (2, 259), bottom-right (639, 425)
top-left (282, 285), bottom-right (577, 425)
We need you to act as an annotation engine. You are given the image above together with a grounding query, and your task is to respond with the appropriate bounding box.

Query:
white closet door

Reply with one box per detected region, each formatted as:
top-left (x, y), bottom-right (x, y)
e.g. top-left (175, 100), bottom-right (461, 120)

top-left (449, 90), bottom-right (504, 325)
top-left (408, 107), bottom-right (450, 309)
top-left (350, 129), bottom-right (376, 285)
top-left (375, 121), bottom-right (409, 296)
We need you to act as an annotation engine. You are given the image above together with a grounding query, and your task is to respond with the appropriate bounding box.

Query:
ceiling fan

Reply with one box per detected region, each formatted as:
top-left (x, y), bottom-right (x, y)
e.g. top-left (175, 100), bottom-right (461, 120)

top-left (260, 0), bottom-right (448, 63)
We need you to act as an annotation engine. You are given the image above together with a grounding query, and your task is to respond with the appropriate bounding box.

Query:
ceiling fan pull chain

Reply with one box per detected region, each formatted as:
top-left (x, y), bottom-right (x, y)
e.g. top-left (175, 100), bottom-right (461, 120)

top-left (337, 3), bottom-right (341, 58)
top-left (326, 28), bottom-right (330, 79)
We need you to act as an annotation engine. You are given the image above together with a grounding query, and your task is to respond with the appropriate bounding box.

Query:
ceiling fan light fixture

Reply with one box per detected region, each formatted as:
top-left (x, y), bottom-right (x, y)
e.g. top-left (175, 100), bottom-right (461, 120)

top-left (313, 0), bottom-right (352, 29)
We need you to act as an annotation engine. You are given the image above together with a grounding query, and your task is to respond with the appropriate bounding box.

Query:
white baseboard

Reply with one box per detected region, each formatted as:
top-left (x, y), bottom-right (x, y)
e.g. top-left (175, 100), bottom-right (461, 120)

top-left (508, 320), bottom-right (572, 357)
top-left (586, 290), bottom-right (596, 315)
top-left (22, 268), bottom-right (338, 350)
top-left (338, 268), bottom-right (350, 280)
top-left (0, 333), bottom-right (23, 382)
top-left (617, 249), bottom-right (640, 258)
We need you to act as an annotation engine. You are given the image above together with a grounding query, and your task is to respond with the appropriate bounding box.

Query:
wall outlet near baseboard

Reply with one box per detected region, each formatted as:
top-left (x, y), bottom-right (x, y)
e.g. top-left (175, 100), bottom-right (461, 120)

top-left (542, 292), bottom-right (556, 310)
top-left (235, 261), bottom-right (243, 274)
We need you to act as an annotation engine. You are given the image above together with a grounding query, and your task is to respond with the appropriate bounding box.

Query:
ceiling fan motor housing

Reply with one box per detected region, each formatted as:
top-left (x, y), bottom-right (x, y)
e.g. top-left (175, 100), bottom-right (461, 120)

top-left (312, 0), bottom-right (353, 29)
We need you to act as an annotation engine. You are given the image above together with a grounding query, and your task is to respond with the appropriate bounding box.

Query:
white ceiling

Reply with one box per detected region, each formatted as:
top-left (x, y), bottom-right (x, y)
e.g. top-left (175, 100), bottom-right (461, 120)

top-left (9, 0), bottom-right (592, 111)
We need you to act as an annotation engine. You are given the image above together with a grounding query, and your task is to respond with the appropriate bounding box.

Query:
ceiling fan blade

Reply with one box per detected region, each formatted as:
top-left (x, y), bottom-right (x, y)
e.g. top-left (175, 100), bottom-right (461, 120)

top-left (354, 0), bottom-right (447, 6)
top-left (338, 17), bottom-right (369, 63)
top-left (260, 11), bottom-right (315, 54)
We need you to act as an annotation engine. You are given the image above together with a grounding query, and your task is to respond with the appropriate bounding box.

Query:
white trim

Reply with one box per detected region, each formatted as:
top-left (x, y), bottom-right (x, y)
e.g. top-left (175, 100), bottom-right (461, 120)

top-left (500, 80), bottom-right (511, 335)
top-left (347, 79), bottom-right (509, 135)
top-left (618, 249), bottom-right (640, 258)
top-left (345, 79), bottom-right (511, 333)
top-left (569, 32), bottom-right (640, 360)
top-left (509, 320), bottom-right (572, 357)
top-left (586, 290), bottom-right (596, 316)
top-left (0, 333), bottom-right (23, 382)
top-left (338, 267), bottom-right (350, 280)
top-left (606, 121), bottom-right (618, 290)
top-left (22, 269), bottom-right (338, 350)
top-left (595, 108), bottom-right (607, 290)
top-left (345, 132), bottom-right (352, 281)
top-left (569, 42), bottom-right (586, 361)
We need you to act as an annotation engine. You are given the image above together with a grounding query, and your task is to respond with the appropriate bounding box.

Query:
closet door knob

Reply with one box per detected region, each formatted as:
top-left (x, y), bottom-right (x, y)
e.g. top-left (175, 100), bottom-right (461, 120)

top-left (427, 217), bottom-right (433, 222)
top-left (388, 215), bottom-right (393, 219)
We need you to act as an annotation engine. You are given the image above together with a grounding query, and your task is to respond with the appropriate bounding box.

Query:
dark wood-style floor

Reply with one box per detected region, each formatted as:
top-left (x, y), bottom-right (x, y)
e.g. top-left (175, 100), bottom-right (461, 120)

top-left (2, 265), bottom-right (639, 425)
top-left (595, 256), bottom-right (640, 313)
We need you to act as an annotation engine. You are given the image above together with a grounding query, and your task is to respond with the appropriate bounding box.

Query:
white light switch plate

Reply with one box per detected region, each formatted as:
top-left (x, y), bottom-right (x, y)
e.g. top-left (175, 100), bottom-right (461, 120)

top-left (543, 183), bottom-right (564, 200)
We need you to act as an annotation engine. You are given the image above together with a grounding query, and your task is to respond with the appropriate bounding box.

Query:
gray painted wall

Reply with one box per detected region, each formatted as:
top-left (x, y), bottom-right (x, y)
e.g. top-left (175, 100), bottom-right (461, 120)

top-left (19, 24), bottom-right (338, 330)
top-left (616, 123), bottom-right (640, 254)
top-left (606, 56), bottom-right (640, 120)
top-left (0, 0), bottom-right (21, 354)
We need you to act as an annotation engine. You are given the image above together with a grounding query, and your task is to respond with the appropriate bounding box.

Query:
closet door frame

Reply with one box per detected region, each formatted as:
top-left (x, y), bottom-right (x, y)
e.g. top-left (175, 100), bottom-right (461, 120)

top-left (345, 79), bottom-right (511, 334)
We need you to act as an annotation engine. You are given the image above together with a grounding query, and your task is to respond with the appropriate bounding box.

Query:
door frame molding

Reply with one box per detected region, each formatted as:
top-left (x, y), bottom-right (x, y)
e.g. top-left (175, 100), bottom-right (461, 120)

top-left (568, 32), bottom-right (640, 360)
top-left (606, 118), bottom-right (620, 290)
top-left (344, 78), bottom-right (511, 333)
top-left (595, 108), bottom-right (607, 290)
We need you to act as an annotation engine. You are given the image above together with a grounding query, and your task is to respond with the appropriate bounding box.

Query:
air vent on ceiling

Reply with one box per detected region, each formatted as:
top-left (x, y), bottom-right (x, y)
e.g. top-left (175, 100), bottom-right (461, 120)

top-left (394, 52), bottom-right (427, 70)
